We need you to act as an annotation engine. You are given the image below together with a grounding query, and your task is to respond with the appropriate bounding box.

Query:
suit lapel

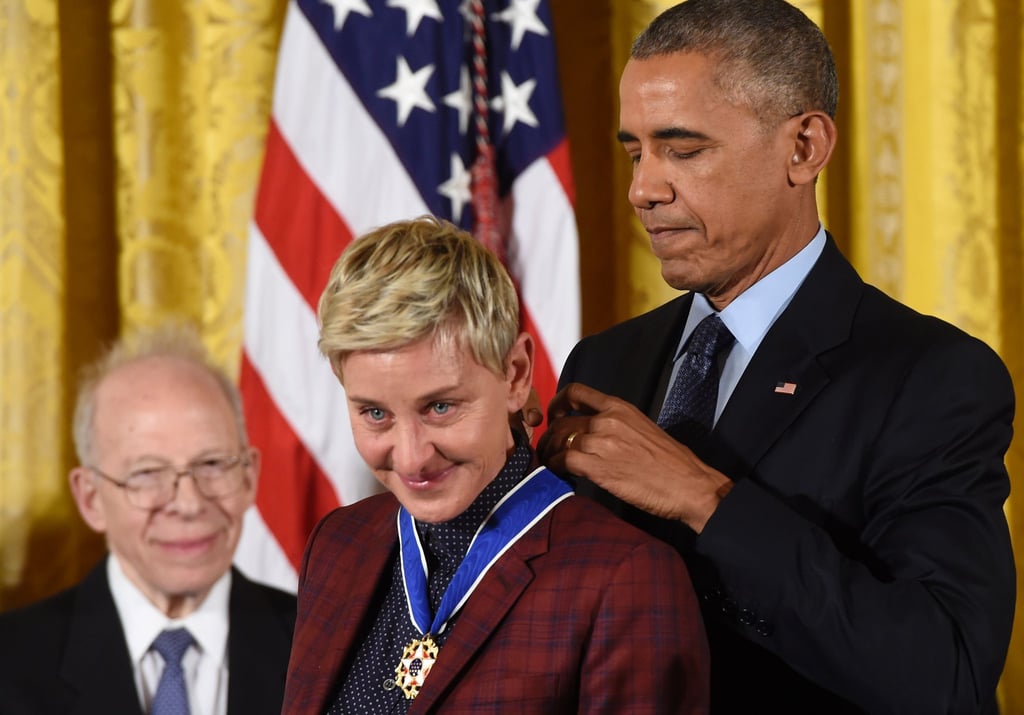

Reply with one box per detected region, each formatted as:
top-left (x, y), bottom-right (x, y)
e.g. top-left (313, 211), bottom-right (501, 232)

top-left (60, 560), bottom-right (145, 715)
top-left (580, 293), bottom-right (693, 418)
top-left (226, 569), bottom-right (294, 713)
top-left (712, 237), bottom-right (863, 479)
top-left (301, 502), bottom-right (399, 712)
top-left (408, 510), bottom-right (551, 714)
top-left (638, 294), bottom-right (695, 419)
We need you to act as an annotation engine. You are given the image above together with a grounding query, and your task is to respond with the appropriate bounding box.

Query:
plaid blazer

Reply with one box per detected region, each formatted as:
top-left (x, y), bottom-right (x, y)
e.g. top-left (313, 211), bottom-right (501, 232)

top-left (283, 491), bottom-right (709, 714)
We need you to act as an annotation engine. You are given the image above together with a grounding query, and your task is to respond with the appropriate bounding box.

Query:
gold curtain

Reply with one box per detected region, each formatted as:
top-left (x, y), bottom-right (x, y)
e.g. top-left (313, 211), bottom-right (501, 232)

top-left (0, 0), bottom-right (85, 608)
top-left (0, 0), bottom-right (284, 607)
top-left (1, 0), bottom-right (1021, 710)
top-left (111, 0), bottom-right (285, 363)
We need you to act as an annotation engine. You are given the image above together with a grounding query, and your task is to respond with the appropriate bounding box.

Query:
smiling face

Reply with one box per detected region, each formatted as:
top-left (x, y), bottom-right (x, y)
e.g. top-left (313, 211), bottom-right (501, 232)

top-left (618, 51), bottom-right (823, 309)
top-left (340, 331), bottom-right (533, 523)
top-left (70, 356), bottom-right (258, 618)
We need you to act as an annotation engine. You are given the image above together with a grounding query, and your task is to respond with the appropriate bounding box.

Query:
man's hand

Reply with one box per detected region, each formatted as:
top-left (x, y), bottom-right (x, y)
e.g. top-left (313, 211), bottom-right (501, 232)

top-left (538, 382), bottom-right (733, 533)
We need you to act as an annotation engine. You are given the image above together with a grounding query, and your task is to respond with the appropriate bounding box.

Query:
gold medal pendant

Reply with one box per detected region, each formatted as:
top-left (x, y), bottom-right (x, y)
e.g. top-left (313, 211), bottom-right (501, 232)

top-left (395, 635), bottom-right (439, 699)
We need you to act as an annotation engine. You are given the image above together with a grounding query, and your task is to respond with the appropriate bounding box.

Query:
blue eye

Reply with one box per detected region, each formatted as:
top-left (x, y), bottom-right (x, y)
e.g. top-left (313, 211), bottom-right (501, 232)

top-left (431, 402), bottom-right (451, 415)
top-left (365, 407), bottom-right (386, 421)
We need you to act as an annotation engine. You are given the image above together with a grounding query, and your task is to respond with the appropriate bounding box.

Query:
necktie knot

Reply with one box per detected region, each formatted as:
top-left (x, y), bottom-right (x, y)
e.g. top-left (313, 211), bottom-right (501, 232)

top-left (657, 314), bottom-right (735, 434)
top-left (685, 313), bottom-right (734, 372)
top-left (152, 628), bottom-right (193, 665)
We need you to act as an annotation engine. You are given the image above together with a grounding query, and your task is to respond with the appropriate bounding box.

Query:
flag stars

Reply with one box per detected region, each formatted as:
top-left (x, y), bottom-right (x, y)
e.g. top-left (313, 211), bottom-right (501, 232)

top-left (437, 153), bottom-right (472, 222)
top-left (491, 71), bottom-right (538, 135)
top-left (492, 0), bottom-right (549, 50)
top-left (321, 0), bottom-right (372, 32)
top-left (377, 56), bottom-right (436, 126)
top-left (457, 0), bottom-right (476, 26)
top-left (387, 0), bottom-right (443, 37)
top-left (443, 67), bottom-right (473, 135)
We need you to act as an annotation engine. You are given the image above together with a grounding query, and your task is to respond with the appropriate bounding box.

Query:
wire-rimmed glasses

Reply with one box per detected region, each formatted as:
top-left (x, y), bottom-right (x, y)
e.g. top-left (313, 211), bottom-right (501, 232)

top-left (87, 453), bottom-right (250, 509)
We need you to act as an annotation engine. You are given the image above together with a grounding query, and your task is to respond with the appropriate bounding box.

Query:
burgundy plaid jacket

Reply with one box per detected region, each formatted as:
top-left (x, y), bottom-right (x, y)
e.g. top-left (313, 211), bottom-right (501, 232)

top-left (283, 491), bottom-right (709, 714)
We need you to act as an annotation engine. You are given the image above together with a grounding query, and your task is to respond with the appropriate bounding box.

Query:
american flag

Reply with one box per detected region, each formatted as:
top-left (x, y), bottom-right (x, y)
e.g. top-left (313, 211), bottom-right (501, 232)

top-left (774, 381), bottom-right (798, 395)
top-left (235, 0), bottom-right (580, 591)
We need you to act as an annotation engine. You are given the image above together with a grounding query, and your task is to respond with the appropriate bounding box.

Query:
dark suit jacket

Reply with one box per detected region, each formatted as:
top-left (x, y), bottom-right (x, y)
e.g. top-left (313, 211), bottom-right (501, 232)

top-left (283, 490), bottom-right (710, 714)
top-left (561, 237), bottom-right (1015, 714)
top-left (0, 558), bottom-right (296, 715)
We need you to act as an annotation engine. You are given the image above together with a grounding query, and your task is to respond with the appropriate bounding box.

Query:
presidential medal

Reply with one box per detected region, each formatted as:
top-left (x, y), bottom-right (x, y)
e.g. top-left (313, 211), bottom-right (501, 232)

top-left (395, 635), bottom-right (439, 699)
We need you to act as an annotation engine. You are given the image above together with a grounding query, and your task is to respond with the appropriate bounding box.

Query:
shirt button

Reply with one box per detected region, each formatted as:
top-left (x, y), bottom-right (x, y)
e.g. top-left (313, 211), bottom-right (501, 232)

top-left (383, 678), bottom-right (396, 690)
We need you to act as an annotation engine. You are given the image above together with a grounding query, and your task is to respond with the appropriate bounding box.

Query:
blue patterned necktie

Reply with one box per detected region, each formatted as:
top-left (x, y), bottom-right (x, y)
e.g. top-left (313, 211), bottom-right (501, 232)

top-left (151, 628), bottom-right (194, 715)
top-left (657, 313), bottom-right (735, 438)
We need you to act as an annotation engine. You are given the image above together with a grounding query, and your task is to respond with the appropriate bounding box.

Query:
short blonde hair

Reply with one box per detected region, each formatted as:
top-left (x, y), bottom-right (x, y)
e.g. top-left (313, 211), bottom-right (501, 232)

top-left (72, 321), bottom-right (248, 463)
top-left (318, 216), bottom-right (520, 377)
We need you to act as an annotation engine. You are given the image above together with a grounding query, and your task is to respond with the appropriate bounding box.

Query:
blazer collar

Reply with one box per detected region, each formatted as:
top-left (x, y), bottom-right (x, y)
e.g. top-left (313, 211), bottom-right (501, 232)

top-left (609, 293), bottom-right (695, 421)
top-left (60, 557), bottom-right (145, 715)
top-left (409, 505), bottom-right (553, 714)
top-left (711, 234), bottom-right (863, 478)
top-left (300, 495), bottom-right (554, 714)
top-left (302, 497), bottom-right (402, 712)
top-left (226, 568), bottom-right (294, 713)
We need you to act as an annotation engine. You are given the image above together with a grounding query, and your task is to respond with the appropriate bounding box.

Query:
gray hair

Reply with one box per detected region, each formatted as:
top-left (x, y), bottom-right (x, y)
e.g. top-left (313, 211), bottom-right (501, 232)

top-left (633, 0), bottom-right (838, 124)
top-left (72, 321), bottom-right (248, 463)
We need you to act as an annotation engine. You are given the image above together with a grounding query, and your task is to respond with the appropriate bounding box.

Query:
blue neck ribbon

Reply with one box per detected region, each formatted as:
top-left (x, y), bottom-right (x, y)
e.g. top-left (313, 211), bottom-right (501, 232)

top-left (398, 466), bottom-right (573, 636)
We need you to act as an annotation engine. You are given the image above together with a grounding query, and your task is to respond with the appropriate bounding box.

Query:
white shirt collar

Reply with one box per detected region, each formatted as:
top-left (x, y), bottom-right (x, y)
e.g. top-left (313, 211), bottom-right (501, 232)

top-left (107, 553), bottom-right (231, 668)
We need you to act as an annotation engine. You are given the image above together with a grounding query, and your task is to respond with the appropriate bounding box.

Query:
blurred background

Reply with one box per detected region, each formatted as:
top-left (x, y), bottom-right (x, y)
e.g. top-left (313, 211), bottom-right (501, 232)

top-left (1, 0), bottom-right (1021, 710)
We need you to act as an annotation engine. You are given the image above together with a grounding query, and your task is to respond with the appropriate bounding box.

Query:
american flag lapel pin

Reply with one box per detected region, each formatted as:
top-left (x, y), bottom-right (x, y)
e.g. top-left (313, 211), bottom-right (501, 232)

top-left (774, 381), bottom-right (797, 395)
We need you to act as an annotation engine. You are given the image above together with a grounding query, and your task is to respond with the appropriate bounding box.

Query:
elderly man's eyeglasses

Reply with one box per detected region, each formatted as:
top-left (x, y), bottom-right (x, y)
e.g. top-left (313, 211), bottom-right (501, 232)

top-left (87, 454), bottom-right (249, 510)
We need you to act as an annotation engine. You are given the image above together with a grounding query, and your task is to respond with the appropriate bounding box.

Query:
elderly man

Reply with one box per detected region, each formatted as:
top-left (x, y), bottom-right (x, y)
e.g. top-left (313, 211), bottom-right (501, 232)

top-left (540, 1), bottom-right (1016, 713)
top-left (0, 325), bottom-right (296, 714)
top-left (283, 216), bottom-right (710, 714)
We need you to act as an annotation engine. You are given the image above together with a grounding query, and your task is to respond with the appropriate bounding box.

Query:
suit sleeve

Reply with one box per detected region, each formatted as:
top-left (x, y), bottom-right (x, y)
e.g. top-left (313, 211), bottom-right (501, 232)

top-left (697, 336), bottom-right (1015, 713)
top-left (579, 540), bottom-right (710, 715)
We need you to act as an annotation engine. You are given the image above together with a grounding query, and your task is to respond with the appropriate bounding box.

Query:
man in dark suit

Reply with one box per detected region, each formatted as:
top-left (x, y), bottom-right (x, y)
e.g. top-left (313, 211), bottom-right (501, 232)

top-left (284, 217), bottom-right (710, 714)
top-left (0, 324), bottom-right (296, 715)
top-left (539, 1), bottom-right (1016, 713)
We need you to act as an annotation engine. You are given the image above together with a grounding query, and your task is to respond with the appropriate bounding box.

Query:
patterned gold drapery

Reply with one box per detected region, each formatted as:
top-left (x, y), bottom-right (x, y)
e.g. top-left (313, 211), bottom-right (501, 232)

top-left (1, 0), bottom-right (82, 608)
top-left (0, 0), bottom-right (283, 605)
top-left (111, 0), bottom-right (286, 364)
top-left (1, 0), bottom-right (1021, 709)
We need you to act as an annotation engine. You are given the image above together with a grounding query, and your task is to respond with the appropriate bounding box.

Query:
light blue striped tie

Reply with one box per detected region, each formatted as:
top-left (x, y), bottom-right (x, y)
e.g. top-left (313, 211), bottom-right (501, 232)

top-left (151, 628), bottom-right (193, 715)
